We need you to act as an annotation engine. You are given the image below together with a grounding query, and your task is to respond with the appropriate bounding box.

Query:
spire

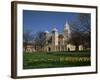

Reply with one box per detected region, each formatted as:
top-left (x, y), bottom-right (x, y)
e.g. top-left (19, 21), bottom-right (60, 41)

top-left (64, 20), bottom-right (70, 30)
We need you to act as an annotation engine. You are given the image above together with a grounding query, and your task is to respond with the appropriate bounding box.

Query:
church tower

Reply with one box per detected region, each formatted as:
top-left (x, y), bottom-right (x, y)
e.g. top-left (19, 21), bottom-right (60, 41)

top-left (64, 21), bottom-right (71, 40)
top-left (44, 30), bottom-right (49, 39)
top-left (44, 30), bottom-right (49, 45)
top-left (52, 28), bottom-right (58, 46)
top-left (51, 28), bottom-right (58, 51)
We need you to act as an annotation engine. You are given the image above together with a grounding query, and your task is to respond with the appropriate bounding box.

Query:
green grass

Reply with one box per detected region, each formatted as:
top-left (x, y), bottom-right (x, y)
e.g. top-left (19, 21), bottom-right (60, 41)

top-left (23, 51), bottom-right (91, 69)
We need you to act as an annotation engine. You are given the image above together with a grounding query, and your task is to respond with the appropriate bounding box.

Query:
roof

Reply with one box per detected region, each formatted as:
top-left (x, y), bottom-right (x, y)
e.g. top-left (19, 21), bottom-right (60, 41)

top-left (58, 34), bottom-right (64, 38)
top-left (52, 28), bottom-right (58, 32)
top-left (44, 30), bottom-right (49, 33)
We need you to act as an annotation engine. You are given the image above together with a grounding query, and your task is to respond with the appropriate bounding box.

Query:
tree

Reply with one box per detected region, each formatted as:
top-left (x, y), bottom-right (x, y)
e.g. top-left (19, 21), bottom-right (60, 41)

top-left (69, 31), bottom-right (84, 51)
top-left (68, 13), bottom-right (91, 51)
top-left (34, 31), bottom-right (46, 51)
top-left (79, 14), bottom-right (91, 49)
top-left (79, 14), bottom-right (91, 33)
top-left (23, 31), bottom-right (34, 51)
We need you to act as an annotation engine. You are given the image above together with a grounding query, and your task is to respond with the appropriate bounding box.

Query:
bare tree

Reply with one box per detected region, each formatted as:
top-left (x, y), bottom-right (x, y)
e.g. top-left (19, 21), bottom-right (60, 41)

top-left (79, 14), bottom-right (91, 49)
top-left (69, 31), bottom-right (84, 51)
top-left (68, 13), bottom-right (91, 51)
top-left (34, 31), bottom-right (46, 51)
top-left (23, 31), bottom-right (34, 51)
top-left (79, 13), bottom-right (91, 33)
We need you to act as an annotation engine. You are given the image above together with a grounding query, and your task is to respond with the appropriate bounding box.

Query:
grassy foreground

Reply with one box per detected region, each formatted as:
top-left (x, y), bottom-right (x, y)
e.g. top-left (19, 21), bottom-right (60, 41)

top-left (23, 51), bottom-right (91, 69)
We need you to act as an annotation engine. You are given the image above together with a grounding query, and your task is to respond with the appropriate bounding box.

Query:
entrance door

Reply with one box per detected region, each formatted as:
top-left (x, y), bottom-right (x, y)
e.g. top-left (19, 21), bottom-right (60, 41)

top-left (48, 47), bottom-right (51, 52)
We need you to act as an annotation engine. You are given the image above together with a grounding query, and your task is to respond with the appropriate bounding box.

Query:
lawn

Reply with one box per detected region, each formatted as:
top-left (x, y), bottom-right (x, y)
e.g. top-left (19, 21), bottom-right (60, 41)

top-left (23, 51), bottom-right (91, 69)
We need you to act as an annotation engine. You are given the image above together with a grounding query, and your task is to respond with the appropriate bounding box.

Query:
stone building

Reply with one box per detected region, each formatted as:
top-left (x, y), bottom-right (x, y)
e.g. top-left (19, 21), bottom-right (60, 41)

top-left (24, 21), bottom-right (83, 52)
top-left (43, 21), bottom-right (83, 52)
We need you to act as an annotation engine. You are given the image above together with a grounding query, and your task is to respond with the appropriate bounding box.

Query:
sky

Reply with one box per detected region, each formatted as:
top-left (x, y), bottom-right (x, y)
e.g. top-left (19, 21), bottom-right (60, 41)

top-left (23, 10), bottom-right (90, 34)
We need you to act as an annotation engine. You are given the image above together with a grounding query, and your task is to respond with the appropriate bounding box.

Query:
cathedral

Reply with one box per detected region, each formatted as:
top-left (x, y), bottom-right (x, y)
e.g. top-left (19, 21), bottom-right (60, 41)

top-left (24, 21), bottom-right (83, 52)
